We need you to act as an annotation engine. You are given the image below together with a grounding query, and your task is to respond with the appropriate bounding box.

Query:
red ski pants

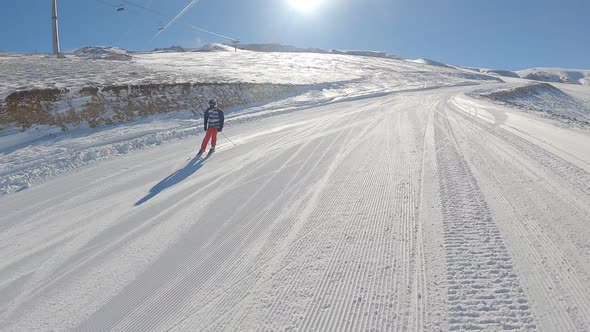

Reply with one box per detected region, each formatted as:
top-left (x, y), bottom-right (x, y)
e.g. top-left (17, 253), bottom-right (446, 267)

top-left (201, 128), bottom-right (218, 150)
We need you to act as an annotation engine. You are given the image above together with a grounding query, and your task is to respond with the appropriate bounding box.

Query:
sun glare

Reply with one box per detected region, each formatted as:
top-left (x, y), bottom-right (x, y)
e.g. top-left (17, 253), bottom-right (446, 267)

top-left (287, 0), bottom-right (321, 12)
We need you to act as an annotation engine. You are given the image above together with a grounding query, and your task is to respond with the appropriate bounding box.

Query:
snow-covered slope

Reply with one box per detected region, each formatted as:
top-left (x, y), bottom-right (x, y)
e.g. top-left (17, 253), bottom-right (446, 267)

top-left (0, 49), bottom-right (501, 193)
top-left (0, 48), bottom-right (501, 134)
top-left (468, 82), bottom-right (590, 126)
top-left (0, 48), bottom-right (498, 101)
top-left (193, 43), bottom-right (235, 52)
top-left (1, 46), bottom-right (590, 332)
top-left (464, 66), bottom-right (590, 85)
top-left (471, 68), bottom-right (520, 78)
top-left (518, 67), bottom-right (590, 86)
top-left (407, 58), bottom-right (451, 68)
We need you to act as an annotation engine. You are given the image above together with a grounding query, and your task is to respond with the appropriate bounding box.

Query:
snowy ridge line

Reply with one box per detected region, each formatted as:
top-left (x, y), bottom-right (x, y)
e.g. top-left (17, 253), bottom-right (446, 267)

top-left (445, 105), bottom-right (590, 330)
top-left (433, 107), bottom-right (536, 331)
top-left (517, 68), bottom-right (590, 86)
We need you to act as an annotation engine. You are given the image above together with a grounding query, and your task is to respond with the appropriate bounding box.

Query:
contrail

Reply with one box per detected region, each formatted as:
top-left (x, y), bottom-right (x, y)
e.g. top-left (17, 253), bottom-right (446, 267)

top-left (153, 0), bottom-right (201, 40)
top-left (121, 0), bottom-right (237, 42)
top-left (186, 23), bottom-right (236, 42)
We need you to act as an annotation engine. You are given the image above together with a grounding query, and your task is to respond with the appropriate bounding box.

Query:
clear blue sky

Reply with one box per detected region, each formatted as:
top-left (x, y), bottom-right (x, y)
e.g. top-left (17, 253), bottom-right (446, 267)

top-left (1, 0), bottom-right (589, 70)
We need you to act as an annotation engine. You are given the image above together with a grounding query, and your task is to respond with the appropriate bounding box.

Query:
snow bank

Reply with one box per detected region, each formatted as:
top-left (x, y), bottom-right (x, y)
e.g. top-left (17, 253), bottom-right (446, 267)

top-left (468, 82), bottom-right (590, 126)
top-left (517, 68), bottom-right (590, 86)
top-left (0, 83), bottom-right (336, 194)
top-left (1, 82), bottom-right (310, 130)
top-left (74, 46), bottom-right (133, 61)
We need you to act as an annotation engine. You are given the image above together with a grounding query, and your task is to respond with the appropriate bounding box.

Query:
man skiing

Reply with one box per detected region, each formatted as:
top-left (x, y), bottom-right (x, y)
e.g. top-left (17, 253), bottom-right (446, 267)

top-left (198, 98), bottom-right (224, 156)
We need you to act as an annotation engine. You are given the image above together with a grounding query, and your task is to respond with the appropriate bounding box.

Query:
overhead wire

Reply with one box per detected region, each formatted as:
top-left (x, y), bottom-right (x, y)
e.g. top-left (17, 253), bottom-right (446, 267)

top-left (153, 0), bottom-right (201, 39)
top-left (119, 0), bottom-right (237, 42)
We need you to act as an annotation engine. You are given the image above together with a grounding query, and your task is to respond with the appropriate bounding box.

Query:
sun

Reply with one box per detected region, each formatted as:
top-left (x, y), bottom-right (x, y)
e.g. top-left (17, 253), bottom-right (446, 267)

top-left (287, 0), bottom-right (321, 12)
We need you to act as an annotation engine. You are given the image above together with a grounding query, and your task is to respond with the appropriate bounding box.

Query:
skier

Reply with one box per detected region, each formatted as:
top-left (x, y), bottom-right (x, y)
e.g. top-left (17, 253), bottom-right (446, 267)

top-left (198, 98), bottom-right (224, 156)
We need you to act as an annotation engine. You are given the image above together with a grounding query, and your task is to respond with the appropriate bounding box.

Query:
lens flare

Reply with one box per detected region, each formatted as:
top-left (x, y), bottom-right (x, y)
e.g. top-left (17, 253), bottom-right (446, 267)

top-left (287, 0), bottom-right (321, 12)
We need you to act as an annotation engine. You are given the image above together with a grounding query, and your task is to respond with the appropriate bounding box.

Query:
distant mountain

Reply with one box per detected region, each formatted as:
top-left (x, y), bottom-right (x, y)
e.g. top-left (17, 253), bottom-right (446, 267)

top-left (74, 46), bottom-right (132, 61)
top-left (517, 68), bottom-right (590, 86)
top-left (193, 43), bottom-right (236, 52)
top-left (153, 45), bottom-right (185, 53)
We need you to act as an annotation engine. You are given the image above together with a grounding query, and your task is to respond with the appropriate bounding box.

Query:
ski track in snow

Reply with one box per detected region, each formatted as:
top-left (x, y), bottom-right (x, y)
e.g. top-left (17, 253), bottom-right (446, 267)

top-left (1, 85), bottom-right (590, 331)
top-left (433, 107), bottom-right (535, 331)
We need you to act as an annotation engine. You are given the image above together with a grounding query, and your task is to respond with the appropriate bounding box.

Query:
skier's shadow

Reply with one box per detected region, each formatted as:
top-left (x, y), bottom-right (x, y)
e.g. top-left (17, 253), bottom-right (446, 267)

top-left (135, 155), bottom-right (209, 206)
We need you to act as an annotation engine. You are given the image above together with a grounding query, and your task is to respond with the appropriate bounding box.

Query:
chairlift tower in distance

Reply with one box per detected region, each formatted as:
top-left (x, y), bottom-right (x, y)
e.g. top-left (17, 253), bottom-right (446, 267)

top-left (52, 0), bottom-right (63, 57)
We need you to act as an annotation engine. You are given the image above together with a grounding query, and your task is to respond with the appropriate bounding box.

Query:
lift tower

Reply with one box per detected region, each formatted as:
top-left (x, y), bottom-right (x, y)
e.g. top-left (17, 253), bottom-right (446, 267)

top-left (52, 0), bottom-right (61, 55)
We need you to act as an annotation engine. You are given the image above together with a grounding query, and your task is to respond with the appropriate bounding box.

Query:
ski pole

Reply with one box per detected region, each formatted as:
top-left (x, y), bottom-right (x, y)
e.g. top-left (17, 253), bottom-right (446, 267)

top-left (220, 131), bottom-right (237, 146)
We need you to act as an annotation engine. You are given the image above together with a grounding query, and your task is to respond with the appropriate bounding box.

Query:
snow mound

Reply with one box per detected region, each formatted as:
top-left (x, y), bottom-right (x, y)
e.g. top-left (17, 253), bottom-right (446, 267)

top-left (74, 46), bottom-right (133, 61)
top-left (194, 43), bottom-right (236, 52)
top-left (517, 68), bottom-right (590, 86)
top-left (407, 58), bottom-right (449, 67)
top-left (469, 82), bottom-right (590, 126)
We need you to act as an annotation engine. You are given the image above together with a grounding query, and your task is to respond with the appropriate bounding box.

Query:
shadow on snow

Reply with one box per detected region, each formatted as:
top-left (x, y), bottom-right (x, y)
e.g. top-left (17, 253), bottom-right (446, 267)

top-left (135, 154), bottom-right (209, 206)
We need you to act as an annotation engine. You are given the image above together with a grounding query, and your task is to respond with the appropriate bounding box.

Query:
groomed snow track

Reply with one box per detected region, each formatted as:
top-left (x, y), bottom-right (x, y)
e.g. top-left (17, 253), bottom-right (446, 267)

top-left (1, 85), bottom-right (590, 331)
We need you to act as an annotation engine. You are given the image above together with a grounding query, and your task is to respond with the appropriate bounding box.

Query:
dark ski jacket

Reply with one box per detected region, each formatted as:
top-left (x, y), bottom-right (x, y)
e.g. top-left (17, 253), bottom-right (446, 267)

top-left (204, 107), bottom-right (224, 131)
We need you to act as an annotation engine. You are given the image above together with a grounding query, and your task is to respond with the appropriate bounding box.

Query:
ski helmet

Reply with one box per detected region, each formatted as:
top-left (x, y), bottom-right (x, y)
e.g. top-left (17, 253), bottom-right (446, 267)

top-left (209, 98), bottom-right (217, 107)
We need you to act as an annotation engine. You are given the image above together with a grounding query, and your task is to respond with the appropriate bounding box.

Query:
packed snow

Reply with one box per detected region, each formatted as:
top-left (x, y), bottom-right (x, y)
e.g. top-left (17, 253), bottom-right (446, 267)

top-left (1, 46), bottom-right (590, 331)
